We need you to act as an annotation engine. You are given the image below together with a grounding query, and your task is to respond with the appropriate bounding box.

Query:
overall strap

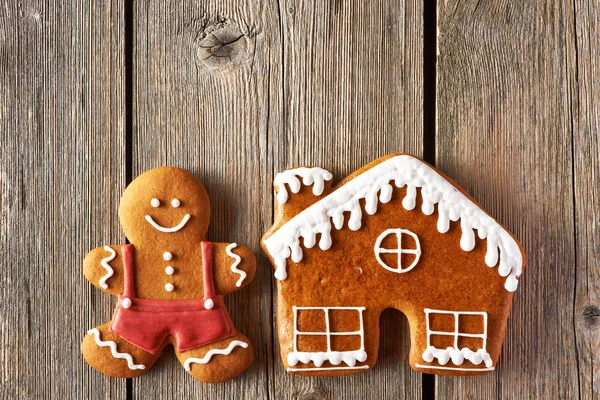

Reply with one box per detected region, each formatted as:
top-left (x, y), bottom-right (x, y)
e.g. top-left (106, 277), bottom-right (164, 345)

top-left (121, 244), bottom-right (135, 298)
top-left (201, 241), bottom-right (216, 302)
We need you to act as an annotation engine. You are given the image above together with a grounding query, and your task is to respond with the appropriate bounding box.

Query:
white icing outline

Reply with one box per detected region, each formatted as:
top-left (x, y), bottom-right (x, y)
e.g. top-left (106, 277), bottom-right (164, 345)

top-left (264, 155), bottom-right (523, 291)
top-left (374, 228), bottom-right (422, 273)
top-left (145, 214), bottom-right (190, 233)
top-left (287, 366), bottom-right (369, 372)
top-left (99, 246), bottom-right (116, 289)
top-left (415, 364), bottom-right (494, 372)
top-left (226, 243), bottom-right (246, 287)
top-left (87, 328), bottom-right (145, 370)
top-left (274, 167), bottom-right (333, 204)
top-left (288, 306), bottom-right (367, 368)
top-left (183, 340), bottom-right (249, 371)
top-left (421, 308), bottom-right (493, 368)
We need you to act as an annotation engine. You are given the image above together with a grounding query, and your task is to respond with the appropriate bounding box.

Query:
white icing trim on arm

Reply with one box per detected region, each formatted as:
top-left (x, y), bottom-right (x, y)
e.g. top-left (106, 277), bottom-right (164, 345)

top-left (87, 328), bottom-right (145, 370)
top-left (264, 155), bottom-right (523, 291)
top-left (99, 246), bottom-right (116, 289)
top-left (183, 340), bottom-right (249, 371)
top-left (274, 167), bottom-right (333, 204)
top-left (226, 243), bottom-right (246, 287)
top-left (145, 214), bottom-right (190, 232)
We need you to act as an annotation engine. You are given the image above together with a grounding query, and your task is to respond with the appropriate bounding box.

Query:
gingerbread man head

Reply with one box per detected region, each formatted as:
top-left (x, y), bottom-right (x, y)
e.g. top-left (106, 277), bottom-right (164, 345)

top-left (119, 167), bottom-right (211, 246)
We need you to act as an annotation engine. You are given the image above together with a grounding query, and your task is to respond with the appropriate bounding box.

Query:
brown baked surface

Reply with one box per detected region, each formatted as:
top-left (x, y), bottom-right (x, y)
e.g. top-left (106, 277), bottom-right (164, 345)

top-left (82, 167), bottom-right (255, 383)
top-left (262, 154), bottom-right (526, 376)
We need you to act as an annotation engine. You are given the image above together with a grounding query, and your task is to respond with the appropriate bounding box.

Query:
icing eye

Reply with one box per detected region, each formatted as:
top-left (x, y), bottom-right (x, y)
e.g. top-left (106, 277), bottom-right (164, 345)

top-left (151, 198), bottom-right (160, 207)
top-left (171, 199), bottom-right (181, 208)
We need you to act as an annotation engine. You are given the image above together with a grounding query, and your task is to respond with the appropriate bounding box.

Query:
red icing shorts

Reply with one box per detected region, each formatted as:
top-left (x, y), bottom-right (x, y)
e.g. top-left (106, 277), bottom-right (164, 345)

top-left (110, 295), bottom-right (234, 354)
top-left (109, 242), bottom-right (235, 354)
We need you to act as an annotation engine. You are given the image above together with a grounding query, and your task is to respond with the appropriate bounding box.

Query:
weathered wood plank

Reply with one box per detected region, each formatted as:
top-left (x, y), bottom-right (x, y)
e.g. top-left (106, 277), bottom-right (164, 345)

top-left (435, 1), bottom-right (578, 398)
top-left (573, 0), bottom-right (600, 397)
top-left (131, 1), bottom-right (278, 398)
top-left (0, 0), bottom-right (126, 398)
top-left (272, 1), bottom-right (423, 398)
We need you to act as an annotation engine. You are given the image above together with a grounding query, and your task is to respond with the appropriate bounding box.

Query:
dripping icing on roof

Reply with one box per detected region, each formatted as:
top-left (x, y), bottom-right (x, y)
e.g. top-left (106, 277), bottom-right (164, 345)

top-left (263, 155), bottom-right (523, 292)
top-left (274, 167), bottom-right (333, 204)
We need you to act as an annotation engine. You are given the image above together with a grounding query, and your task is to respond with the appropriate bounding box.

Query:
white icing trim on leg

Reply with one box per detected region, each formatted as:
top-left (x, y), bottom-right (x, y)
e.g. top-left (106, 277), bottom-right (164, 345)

top-left (183, 340), bottom-right (249, 371)
top-left (87, 328), bottom-right (145, 370)
top-left (226, 243), bottom-right (246, 287)
top-left (99, 246), bottom-right (116, 289)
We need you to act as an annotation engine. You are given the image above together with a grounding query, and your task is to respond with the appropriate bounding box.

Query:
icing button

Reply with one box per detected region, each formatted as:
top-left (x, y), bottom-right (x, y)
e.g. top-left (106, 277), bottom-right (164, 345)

top-left (163, 252), bottom-right (173, 261)
top-left (165, 266), bottom-right (175, 275)
top-left (204, 299), bottom-right (214, 310)
top-left (165, 283), bottom-right (175, 292)
top-left (122, 298), bottom-right (132, 309)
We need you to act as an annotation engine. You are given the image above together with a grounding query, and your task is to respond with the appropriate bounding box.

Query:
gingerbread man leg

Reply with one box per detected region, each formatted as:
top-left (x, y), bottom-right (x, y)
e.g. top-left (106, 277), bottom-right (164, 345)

top-left (81, 322), bottom-right (161, 378)
top-left (174, 331), bottom-right (254, 383)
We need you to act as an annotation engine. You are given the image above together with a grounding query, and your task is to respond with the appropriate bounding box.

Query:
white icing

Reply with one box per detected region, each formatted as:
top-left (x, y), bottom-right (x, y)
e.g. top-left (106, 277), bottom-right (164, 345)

top-left (165, 283), bottom-right (174, 292)
top-left (204, 299), bottom-right (214, 309)
top-left (165, 266), bottom-right (175, 275)
top-left (226, 243), bottom-right (246, 287)
top-left (264, 155), bottom-right (523, 291)
top-left (287, 365), bottom-right (370, 372)
top-left (171, 199), bottom-right (180, 208)
top-left (415, 363), bottom-right (494, 372)
top-left (289, 306), bottom-right (367, 368)
top-left (288, 350), bottom-right (367, 368)
top-left (274, 167), bottom-right (333, 204)
top-left (145, 214), bottom-right (190, 233)
top-left (422, 346), bottom-right (493, 368)
top-left (151, 198), bottom-right (160, 207)
top-left (422, 308), bottom-right (493, 368)
top-left (122, 298), bottom-right (132, 309)
top-left (163, 252), bottom-right (173, 261)
top-left (374, 228), bottom-right (422, 273)
top-left (183, 340), bottom-right (249, 371)
top-left (87, 328), bottom-right (145, 370)
top-left (99, 246), bottom-right (116, 289)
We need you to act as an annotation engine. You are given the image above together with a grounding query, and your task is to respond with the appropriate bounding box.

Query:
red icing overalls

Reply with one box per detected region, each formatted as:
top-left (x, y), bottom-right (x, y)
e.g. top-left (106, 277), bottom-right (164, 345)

top-left (109, 242), bottom-right (235, 354)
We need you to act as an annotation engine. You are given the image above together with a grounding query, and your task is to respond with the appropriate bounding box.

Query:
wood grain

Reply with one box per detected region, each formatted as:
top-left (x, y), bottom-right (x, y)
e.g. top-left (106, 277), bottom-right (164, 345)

top-left (573, 0), bottom-right (600, 397)
top-left (272, 1), bottom-right (423, 398)
top-left (435, 1), bottom-right (579, 398)
top-left (0, 0), bottom-right (126, 398)
top-left (131, 1), bottom-right (278, 398)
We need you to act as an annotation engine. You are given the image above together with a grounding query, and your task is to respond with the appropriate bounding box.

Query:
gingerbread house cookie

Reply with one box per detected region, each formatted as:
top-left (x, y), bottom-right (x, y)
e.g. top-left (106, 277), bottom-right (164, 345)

top-left (262, 154), bottom-right (525, 376)
top-left (82, 167), bottom-right (256, 383)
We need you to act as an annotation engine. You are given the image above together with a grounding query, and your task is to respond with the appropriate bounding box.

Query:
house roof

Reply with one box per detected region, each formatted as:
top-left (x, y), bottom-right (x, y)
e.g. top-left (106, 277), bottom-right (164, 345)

top-left (263, 155), bottom-right (524, 292)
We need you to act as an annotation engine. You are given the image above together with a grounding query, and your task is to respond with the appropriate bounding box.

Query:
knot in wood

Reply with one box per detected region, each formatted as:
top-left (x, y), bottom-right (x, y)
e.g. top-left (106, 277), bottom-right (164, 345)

top-left (582, 304), bottom-right (600, 328)
top-left (197, 25), bottom-right (249, 70)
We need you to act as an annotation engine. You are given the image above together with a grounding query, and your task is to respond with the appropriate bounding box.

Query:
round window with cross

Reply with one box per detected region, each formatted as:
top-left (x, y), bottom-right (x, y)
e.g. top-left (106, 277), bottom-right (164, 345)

top-left (374, 228), bottom-right (422, 273)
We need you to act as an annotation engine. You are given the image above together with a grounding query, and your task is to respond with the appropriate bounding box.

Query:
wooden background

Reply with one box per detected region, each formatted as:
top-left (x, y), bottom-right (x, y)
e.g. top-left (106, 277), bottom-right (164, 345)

top-left (1, 0), bottom-right (598, 398)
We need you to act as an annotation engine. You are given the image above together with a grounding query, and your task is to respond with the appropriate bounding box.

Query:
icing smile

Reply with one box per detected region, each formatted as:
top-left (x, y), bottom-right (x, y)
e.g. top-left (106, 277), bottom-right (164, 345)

top-left (145, 214), bottom-right (190, 233)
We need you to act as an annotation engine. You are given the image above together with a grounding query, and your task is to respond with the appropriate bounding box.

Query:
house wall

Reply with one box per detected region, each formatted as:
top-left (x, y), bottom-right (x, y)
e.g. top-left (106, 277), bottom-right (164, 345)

top-left (275, 186), bottom-right (516, 374)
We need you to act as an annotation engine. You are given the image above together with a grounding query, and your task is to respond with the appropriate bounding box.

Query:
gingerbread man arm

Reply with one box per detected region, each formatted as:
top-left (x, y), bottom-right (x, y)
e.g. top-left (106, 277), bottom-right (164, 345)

top-left (212, 243), bottom-right (256, 296)
top-left (83, 245), bottom-right (125, 297)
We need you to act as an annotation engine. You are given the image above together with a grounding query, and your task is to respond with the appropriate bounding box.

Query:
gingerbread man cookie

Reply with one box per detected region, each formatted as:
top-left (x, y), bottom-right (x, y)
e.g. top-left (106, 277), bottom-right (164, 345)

top-left (82, 167), bottom-right (256, 383)
top-left (262, 154), bottom-right (525, 376)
